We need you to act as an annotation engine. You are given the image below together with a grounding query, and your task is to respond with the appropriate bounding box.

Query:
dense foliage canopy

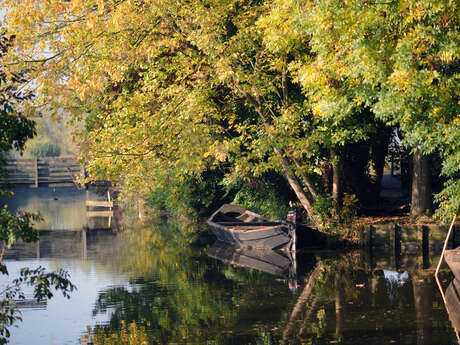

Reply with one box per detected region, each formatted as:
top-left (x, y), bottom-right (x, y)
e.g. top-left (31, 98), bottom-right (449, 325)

top-left (0, 32), bottom-right (36, 161)
top-left (3, 0), bottom-right (458, 224)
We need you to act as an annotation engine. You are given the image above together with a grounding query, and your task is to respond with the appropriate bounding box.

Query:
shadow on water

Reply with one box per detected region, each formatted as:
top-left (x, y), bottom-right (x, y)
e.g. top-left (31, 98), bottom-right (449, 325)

top-left (0, 189), bottom-right (458, 345)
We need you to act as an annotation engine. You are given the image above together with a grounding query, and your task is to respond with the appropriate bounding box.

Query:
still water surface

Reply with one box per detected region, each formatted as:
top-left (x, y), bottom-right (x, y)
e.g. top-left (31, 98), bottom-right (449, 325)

top-left (0, 187), bottom-right (458, 344)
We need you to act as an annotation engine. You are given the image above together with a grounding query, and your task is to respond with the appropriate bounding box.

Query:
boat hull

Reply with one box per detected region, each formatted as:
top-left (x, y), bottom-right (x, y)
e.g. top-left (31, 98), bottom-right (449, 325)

top-left (445, 278), bottom-right (460, 333)
top-left (208, 222), bottom-right (291, 250)
top-left (445, 249), bottom-right (460, 279)
top-left (207, 204), bottom-right (292, 250)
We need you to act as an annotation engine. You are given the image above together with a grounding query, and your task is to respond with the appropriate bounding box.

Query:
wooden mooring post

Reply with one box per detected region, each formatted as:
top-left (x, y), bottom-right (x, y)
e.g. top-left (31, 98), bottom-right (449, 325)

top-left (422, 226), bottom-right (430, 269)
top-left (34, 158), bottom-right (38, 188)
top-left (394, 224), bottom-right (402, 269)
top-left (363, 222), bottom-right (453, 270)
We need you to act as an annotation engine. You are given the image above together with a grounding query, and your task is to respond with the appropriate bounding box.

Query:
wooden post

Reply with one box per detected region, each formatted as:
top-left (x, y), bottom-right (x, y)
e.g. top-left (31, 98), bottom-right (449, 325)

top-left (394, 224), bottom-right (402, 270)
top-left (82, 228), bottom-right (87, 260)
top-left (422, 226), bottom-right (430, 269)
top-left (364, 225), bottom-right (375, 270)
top-left (366, 225), bottom-right (375, 248)
top-left (107, 191), bottom-right (112, 211)
top-left (107, 192), bottom-right (112, 228)
top-left (34, 158), bottom-right (38, 188)
top-left (291, 222), bottom-right (296, 254)
top-left (287, 211), bottom-right (296, 252)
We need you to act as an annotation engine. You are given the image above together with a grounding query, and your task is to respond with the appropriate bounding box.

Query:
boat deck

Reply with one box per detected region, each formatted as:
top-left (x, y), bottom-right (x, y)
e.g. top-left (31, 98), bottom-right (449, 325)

top-left (227, 225), bottom-right (284, 232)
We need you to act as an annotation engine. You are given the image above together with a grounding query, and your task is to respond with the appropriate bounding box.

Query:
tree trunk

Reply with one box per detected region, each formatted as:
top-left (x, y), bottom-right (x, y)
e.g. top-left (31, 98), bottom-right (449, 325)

top-left (331, 149), bottom-right (343, 216)
top-left (411, 152), bottom-right (432, 217)
top-left (292, 158), bottom-right (318, 198)
top-left (238, 89), bottom-right (322, 229)
top-left (413, 277), bottom-right (433, 345)
top-left (281, 262), bottom-right (323, 345)
top-left (371, 125), bottom-right (392, 199)
top-left (321, 161), bottom-right (332, 194)
top-left (277, 148), bottom-right (322, 229)
top-left (335, 273), bottom-right (343, 338)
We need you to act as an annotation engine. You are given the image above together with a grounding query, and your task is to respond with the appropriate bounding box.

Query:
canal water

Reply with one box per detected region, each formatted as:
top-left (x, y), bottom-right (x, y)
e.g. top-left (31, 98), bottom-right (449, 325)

top-left (0, 187), bottom-right (458, 344)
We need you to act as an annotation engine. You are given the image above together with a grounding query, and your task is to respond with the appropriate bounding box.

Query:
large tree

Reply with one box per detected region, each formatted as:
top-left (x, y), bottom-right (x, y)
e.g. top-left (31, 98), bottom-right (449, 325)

top-left (260, 0), bottom-right (459, 221)
top-left (4, 0), bottom-right (458, 225)
top-left (4, 0), bottom-right (330, 227)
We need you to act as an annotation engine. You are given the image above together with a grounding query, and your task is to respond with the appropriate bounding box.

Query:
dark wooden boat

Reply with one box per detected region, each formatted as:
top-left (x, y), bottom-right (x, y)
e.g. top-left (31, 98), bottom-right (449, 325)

top-left (208, 241), bottom-right (293, 277)
top-left (444, 248), bottom-right (460, 279)
top-left (207, 204), bottom-right (293, 250)
top-left (445, 278), bottom-right (460, 337)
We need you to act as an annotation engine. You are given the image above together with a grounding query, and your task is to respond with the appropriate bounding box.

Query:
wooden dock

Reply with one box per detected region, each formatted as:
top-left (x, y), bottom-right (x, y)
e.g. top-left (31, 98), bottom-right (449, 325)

top-left (0, 156), bottom-right (82, 187)
top-left (86, 190), bottom-right (114, 228)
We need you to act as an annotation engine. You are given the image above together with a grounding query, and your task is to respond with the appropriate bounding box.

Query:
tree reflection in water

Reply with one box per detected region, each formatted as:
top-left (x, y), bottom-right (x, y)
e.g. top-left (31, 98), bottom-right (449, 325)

top-left (80, 219), bottom-right (457, 345)
top-left (84, 219), bottom-right (297, 344)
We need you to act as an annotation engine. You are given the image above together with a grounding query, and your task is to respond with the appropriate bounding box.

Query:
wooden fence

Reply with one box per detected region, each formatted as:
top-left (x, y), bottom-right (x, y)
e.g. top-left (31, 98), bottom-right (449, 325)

top-left (0, 156), bottom-right (82, 187)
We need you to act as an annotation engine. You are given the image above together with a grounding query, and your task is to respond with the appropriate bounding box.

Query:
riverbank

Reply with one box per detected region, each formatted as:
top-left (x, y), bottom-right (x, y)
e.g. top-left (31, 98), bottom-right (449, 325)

top-left (295, 214), bottom-right (458, 252)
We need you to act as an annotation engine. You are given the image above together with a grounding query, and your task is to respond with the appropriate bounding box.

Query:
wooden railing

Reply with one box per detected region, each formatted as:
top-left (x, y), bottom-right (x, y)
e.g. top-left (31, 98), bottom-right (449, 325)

top-left (0, 156), bottom-right (82, 187)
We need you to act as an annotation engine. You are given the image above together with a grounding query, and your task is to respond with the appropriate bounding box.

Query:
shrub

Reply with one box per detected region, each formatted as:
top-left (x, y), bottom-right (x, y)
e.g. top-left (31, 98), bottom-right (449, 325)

top-left (25, 137), bottom-right (60, 157)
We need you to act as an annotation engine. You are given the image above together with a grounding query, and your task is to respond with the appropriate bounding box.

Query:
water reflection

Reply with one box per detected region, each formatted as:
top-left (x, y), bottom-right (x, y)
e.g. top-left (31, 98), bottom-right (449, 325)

top-left (3, 225), bottom-right (459, 344)
top-left (0, 187), bottom-right (458, 345)
top-left (3, 229), bottom-right (119, 261)
top-left (208, 241), bottom-right (298, 289)
top-left (86, 223), bottom-right (458, 345)
top-left (278, 256), bottom-right (454, 345)
top-left (0, 186), bottom-right (114, 230)
top-left (89, 220), bottom-right (295, 344)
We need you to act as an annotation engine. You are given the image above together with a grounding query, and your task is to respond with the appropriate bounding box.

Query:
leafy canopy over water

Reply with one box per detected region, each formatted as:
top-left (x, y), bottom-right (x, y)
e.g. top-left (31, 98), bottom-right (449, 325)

top-left (3, 0), bottom-right (459, 222)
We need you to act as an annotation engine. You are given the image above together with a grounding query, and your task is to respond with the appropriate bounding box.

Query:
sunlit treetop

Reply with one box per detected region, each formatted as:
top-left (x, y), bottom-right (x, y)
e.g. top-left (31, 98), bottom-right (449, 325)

top-left (260, 0), bottom-right (459, 220)
top-left (4, 0), bottom-right (459, 220)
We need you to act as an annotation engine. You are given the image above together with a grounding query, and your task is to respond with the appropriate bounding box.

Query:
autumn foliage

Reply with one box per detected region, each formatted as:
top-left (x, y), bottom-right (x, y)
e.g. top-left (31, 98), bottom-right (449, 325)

top-left (3, 0), bottom-right (459, 225)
